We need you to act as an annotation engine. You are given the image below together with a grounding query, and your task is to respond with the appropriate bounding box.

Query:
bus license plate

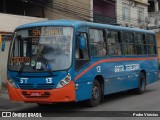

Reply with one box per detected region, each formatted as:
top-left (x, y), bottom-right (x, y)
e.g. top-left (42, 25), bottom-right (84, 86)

top-left (30, 92), bottom-right (41, 97)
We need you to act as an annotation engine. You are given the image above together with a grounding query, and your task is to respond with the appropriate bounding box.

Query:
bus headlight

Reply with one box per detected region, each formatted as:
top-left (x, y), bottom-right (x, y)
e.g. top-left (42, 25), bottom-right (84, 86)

top-left (8, 78), bottom-right (17, 88)
top-left (56, 74), bottom-right (71, 88)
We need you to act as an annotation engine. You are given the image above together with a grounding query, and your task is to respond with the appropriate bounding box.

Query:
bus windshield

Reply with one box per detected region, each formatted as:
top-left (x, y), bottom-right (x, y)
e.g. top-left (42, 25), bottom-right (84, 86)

top-left (8, 27), bottom-right (73, 72)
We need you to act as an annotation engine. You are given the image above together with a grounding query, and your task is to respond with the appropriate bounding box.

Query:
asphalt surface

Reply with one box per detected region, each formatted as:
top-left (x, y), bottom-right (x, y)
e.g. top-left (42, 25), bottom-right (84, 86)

top-left (0, 80), bottom-right (160, 119)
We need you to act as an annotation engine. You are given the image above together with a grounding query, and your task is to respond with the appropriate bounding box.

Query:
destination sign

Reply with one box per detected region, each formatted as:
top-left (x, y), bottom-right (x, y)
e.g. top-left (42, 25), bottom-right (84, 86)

top-left (28, 27), bottom-right (63, 36)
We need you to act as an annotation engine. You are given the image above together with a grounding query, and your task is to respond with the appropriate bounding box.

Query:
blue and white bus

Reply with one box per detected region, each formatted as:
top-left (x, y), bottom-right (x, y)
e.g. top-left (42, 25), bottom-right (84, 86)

top-left (7, 20), bottom-right (158, 107)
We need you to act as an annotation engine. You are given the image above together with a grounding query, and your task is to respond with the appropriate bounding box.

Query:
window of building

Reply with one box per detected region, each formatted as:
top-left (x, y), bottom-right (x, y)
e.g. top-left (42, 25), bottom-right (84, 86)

top-left (107, 31), bottom-right (122, 56)
top-left (135, 33), bottom-right (146, 55)
top-left (122, 3), bottom-right (130, 21)
top-left (123, 32), bottom-right (136, 55)
top-left (146, 34), bottom-right (156, 54)
top-left (138, 8), bottom-right (144, 23)
top-left (89, 29), bottom-right (106, 57)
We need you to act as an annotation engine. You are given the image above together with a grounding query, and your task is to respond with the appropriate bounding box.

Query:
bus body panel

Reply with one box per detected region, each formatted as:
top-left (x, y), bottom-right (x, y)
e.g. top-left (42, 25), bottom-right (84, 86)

top-left (75, 78), bottom-right (93, 101)
top-left (7, 71), bottom-right (68, 89)
top-left (7, 70), bottom-right (76, 102)
top-left (75, 57), bottom-right (158, 101)
top-left (7, 80), bottom-right (76, 102)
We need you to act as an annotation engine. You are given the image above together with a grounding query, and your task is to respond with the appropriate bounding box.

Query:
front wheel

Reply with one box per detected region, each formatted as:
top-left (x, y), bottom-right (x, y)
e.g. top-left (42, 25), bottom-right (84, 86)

top-left (135, 72), bottom-right (146, 94)
top-left (86, 80), bottom-right (101, 107)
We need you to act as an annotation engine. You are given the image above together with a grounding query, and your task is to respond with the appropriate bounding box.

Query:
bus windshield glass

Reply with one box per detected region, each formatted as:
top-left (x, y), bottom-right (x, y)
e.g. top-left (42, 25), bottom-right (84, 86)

top-left (8, 27), bottom-right (73, 72)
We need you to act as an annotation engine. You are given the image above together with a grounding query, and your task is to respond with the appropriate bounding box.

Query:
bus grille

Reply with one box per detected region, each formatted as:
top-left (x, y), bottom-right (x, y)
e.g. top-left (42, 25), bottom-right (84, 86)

top-left (18, 84), bottom-right (55, 90)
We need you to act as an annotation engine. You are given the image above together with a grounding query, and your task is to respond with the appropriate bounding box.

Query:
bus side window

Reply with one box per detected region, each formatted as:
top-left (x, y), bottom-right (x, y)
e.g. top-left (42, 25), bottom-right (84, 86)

top-left (75, 33), bottom-right (89, 70)
top-left (135, 33), bottom-right (146, 55)
top-left (89, 29), bottom-right (106, 57)
top-left (107, 31), bottom-right (122, 56)
top-left (123, 32), bottom-right (136, 55)
top-left (146, 34), bottom-right (157, 54)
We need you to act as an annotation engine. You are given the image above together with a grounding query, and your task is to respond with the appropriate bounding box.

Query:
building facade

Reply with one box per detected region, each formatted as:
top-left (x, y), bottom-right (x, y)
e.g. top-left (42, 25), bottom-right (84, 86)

top-left (92, 0), bottom-right (150, 28)
top-left (93, 0), bottom-right (116, 24)
top-left (44, 0), bottom-right (92, 21)
top-left (148, 0), bottom-right (160, 31)
top-left (116, 0), bottom-right (149, 28)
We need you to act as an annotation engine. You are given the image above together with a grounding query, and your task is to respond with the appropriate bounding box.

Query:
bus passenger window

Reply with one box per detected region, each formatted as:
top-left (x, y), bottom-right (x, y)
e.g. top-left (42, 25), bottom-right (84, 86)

top-left (107, 31), bottom-right (122, 56)
top-left (89, 29), bottom-right (106, 57)
top-left (123, 32), bottom-right (136, 55)
top-left (135, 34), bottom-right (145, 55)
top-left (146, 34), bottom-right (156, 54)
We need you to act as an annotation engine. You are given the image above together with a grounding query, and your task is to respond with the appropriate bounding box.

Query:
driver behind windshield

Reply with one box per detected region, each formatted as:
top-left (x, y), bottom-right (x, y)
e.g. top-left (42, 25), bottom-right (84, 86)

top-left (42, 44), bottom-right (70, 71)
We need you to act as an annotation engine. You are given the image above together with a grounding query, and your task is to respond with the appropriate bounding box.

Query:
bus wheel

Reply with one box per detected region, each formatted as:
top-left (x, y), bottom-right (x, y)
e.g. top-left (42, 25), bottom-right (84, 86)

top-left (136, 72), bottom-right (146, 94)
top-left (87, 79), bottom-right (101, 107)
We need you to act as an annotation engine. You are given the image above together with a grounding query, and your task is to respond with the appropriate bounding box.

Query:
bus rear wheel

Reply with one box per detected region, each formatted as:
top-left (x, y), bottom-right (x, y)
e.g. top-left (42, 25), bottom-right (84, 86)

top-left (135, 72), bottom-right (146, 94)
top-left (86, 79), bottom-right (101, 107)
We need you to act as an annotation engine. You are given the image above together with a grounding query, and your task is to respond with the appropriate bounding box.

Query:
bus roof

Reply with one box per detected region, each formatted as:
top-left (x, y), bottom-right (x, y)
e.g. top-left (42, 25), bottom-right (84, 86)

top-left (16, 19), bottom-right (155, 34)
top-left (16, 19), bottom-right (86, 30)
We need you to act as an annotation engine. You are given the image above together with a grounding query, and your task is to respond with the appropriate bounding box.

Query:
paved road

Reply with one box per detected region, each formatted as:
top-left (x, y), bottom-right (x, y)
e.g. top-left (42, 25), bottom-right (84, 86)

top-left (0, 81), bottom-right (160, 119)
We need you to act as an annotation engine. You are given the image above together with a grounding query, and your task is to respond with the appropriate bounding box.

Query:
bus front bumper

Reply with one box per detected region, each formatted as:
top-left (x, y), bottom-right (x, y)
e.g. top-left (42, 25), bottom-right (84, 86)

top-left (7, 81), bottom-right (76, 103)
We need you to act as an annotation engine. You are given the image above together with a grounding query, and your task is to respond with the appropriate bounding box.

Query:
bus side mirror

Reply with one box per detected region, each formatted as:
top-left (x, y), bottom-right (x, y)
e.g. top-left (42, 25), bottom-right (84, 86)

top-left (1, 38), bottom-right (5, 51)
top-left (79, 36), bottom-right (86, 49)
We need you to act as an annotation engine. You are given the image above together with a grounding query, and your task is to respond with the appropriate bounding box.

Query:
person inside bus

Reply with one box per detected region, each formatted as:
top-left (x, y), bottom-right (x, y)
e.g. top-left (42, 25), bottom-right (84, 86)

top-left (97, 42), bottom-right (106, 56)
top-left (114, 44), bottom-right (121, 55)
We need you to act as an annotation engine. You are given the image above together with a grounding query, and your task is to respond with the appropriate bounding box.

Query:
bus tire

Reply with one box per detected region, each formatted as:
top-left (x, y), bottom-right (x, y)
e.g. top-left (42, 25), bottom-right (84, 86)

top-left (135, 72), bottom-right (146, 94)
top-left (86, 79), bottom-right (101, 107)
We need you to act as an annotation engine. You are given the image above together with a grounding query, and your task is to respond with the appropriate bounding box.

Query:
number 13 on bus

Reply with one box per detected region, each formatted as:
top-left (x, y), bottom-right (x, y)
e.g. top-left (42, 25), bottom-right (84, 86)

top-left (7, 20), bottom-right (158, 107)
